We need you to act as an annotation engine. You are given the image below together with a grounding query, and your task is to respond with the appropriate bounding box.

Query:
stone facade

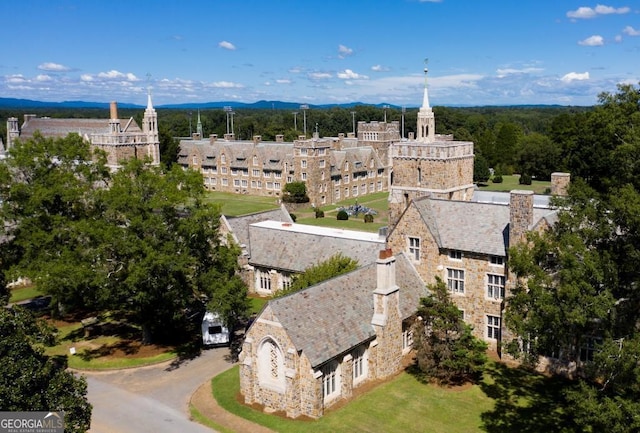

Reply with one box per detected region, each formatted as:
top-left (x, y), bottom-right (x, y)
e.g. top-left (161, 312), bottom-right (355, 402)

top-left (239, 251), bottom-right (426, 419)
top-left (178, 126), bottom-right (391, 206)
top-left (551, 172), bottom-right (571, 196)
top-left (5, 97), bottom-right (160, 169)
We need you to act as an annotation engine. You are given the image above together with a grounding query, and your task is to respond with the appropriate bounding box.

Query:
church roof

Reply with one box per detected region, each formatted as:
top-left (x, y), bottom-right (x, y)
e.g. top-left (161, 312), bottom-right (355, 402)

top-left (222, 206), bottom-right (293, 252)
top-left (247, 221), bottom-right (384, 272)
top-left (265, 252), bottom-right (427, 368)
top-left (410, 196), bottom-right (557, 257)
top-left (19, 117), bottom-right (141, 139)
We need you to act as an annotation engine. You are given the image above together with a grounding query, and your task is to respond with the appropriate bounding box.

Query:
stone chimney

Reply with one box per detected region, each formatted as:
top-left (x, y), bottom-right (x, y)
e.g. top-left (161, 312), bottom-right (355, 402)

top-left (192, 133), bottom-right (201, 140)
top-left (275, 134), bottom-right (284, 142)
top-left (371, 248), bottom-right (402, 378)
top-left (209, 134), bottom-right (218, 144)
top-left (109, 101), bottom-right (118, 120)
top-left (23, 114), bottom-right (36, 125)
top-left (551, 172), bottom-right (570, 196)
top-left (408, 132), bottom-right (415, 140)
top-left (252, 135), bottom-right (262, 144)
top-left (509, 190), bottom-right (534, 247)
top-left (109, 102), bottom-right (120, 133)
top-left (298, 135), bottom-right (306, 141)
top-left (347, 132), bottom-right (355, 139)
top-left (224, 133), bottom-right (235, 141)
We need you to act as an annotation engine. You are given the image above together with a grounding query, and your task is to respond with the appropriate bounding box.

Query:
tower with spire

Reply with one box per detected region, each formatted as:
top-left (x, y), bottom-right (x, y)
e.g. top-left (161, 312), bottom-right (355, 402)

top-left (387, 61), bottom-right (476, 231)
top-left (142, 88), bottom-right (161, 166)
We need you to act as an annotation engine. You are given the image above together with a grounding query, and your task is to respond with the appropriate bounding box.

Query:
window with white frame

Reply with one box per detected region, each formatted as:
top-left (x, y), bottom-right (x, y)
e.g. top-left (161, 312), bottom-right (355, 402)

top-left (257, 181), bottom-right (262, 188)
top-left (352, 185), bottom-right (358, 196)
top-left (300, 148), bottom-right (308, 156)
top-left (258, 338), bottom-right (285, 391)
top-left (192, 156), bottom-right (198, 165)
top-left (281, 273), bottom-right (292, 290)
top-left (487, 274), bottom-right (505, 299)
top-left (252, 169), bottom-right (260, 177)
top-left (221, 154), bottom-right (226, 163)
top-left (231, 168), bottom-right (238, 176)
top-left (274, 182), bottom-right (281, 190)
top-left (344, 174), bottom-right (350, 183)
top-left (402, 322), bottom-right (414, 351)
top-left (490, 255), bottom-right (505, 266)
top-left (287, 176), bottom-right (293, 183)
top-left (241, 179), bottom-right (248, 187)
top-left (335, 189), bottom-right (340, 200)
top-left (377, 180), bottom-right (382, 191)
top-left (274, 171), bottom-right (282, 179)
top-left (487, 315), bottom-right (501, 340)
top-left (266, 182), bottom-right (273, 190)
top-left (212, 166), bottom-right (217, 174)
top-left (345, 162), bottom-right (349, 171)
top-left (257, 270), bottom-right (271, 293)
top-left (345, 187), bottom-right (349, 197)
top-left (322, 361), bottom-right (340, 401)
top-left (251, 181), bottom-right (256, 188)
top-left (301, 172), bottom-right (307, 180)
top-left (222, 178), bottom-right (228, 186)
top-left (233, 179), bottom-right (240, 187)
top-left (408, 237), bottom-right (420, 261)
top-left (447, 268), bottom-right (465, 293)
top-left (449, 250), bottom-right (462, 261)
top-left (242, 169), bottom-right (248, 176)
top-left (211, 178), bottom-right (217, 185)
top-left (253, 155), bottom-right (258, 165)
top-left (318, 148), bottom-right (326, 156)
top-left (319, 159), bottom-right (326, 168)
top-left (221, 167), bottom-right (228, 174)
top-left (352, 346), bottom-right (368, 383)
top-left (301, 160), bottom-right (307, 168)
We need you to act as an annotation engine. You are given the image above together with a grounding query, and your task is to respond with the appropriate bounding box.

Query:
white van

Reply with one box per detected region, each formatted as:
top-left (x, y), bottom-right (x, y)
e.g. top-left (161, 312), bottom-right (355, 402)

top-left (201, 311), bottom-right (230, 346)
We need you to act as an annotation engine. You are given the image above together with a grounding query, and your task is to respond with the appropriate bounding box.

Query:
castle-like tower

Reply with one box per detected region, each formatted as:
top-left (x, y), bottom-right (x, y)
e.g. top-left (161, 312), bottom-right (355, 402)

top-left (387, 66), bottom-right (475, 230)
top-left (142, 90), bottom-right (161, 165)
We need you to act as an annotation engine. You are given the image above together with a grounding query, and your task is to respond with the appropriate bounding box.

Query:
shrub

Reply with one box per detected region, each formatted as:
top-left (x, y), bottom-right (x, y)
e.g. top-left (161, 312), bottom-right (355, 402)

top-left (364, 214), bottom-right (374, 223)
top-left (492, 174), bottom-right (503, 184)
top-left (282, 181), bottom-right (310, 203)
top-left (544, 187), bottom-right (552, 195)
top-left (289, 213), bottom-right (297, 222)
top-left (315, 208), bottom-right (324, 218)
top-left (519, 173), bottom-right (532, 185)
top-left (336, 210), bottom-right (349, 221)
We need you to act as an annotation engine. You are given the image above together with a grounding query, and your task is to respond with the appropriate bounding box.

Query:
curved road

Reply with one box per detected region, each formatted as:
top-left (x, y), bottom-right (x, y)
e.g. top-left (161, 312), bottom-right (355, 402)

top-left (84, 347), bottom-right (236, 433)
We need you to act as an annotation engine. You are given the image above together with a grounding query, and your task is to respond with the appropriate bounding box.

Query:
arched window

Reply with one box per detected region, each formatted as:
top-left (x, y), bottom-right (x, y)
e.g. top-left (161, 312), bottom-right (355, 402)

top-left (258, 338), bottom-right (285, 392)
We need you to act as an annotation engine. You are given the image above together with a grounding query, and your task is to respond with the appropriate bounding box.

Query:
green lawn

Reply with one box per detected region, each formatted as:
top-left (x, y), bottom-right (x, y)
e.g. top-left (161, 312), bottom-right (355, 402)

top-left (212, 366), bottom-right (492, 433)
top-left (203, 191), bottom-right (281, 216)
top-left (9, 284), bottom-right (44, 303)
top-left (210, 362), bottom-right (574, 433)
top-left (477, 175), bottom-right (551, 194)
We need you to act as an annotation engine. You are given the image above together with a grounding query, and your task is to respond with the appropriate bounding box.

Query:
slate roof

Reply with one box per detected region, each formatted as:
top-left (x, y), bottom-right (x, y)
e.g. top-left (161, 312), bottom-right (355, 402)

top-left (222, 206), bottom-right (293, 252)
top-left (248, 220), bottom-right (385, 272)
top-left (177, 139), bottom-right (294, 169)
top-left (411, 196), bottom-right (557, 256)
top-left (472, 190), bottom-right (551, 208)
top-left (266, 252), bottom-right (427, 368)
top-left (19, 117), bottom-right (141, 139)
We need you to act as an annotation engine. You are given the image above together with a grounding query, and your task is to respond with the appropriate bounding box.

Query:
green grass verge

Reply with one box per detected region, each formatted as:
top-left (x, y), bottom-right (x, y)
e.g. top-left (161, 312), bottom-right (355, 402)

top-left (478, 175), bottom-right (551, 194)
top-left (9, 284), bottom-right (44, 303)
top-left (45, 321), bottom-right (177, 370)
top-left (189, 404), bottom-right (235, 433)
top-left (248, 296), bottom-right (268, 315)
top-left (212, 366), bottom-right (494, 433)
top-left (203, 191), bottom-right (280, 216)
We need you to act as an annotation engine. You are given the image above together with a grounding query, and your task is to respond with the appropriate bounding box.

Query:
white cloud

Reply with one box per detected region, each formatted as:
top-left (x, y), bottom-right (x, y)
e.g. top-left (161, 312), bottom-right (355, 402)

top-left (80, 74), bottom-right (93, 82)
top-left (96, 70), bottom-right (139, 81)
top-left (371, 64), bottom-right (390, 72)
top-left (567, 4), bottom-right (630, 19)
top-left (496, 67), bottom-right (544, 77)
top-left (218, 41), bottom-right (236, 50)
top-left (561, 72), bottom-right (590, 82)
top-left (275, 79), bottom-right (291, 84)
top-left (37, 62), bottom-right (70, 72)
top-left (6, 74), bottom-right (27, 84)
top-left (623, 25), bottom-right (640, 36)
top-left (615, 34), bottom-right (623, 42)
top-left (578, 35), bottom-right (604, 46)
top-left (308, 72), bottom-right (332, 80)
top-left (338, 44), bottom-right (353, 58)
top-left (337, 69), bottom-right (369, 80)
top-left (211, 81), bottom-right (243, 88)
top-left (35, 74), bottom-right (52, 82)
top-left (288, 67), bottom-right (303, 74)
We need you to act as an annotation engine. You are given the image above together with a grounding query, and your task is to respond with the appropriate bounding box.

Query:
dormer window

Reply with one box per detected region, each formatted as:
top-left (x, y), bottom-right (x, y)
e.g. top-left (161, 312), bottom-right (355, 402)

top-left (449, 250), bottom-right (462, 261)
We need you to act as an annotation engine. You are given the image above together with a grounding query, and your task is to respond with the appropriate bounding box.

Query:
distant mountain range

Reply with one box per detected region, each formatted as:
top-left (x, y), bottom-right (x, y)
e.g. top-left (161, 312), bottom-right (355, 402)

top-left (0, 97), bottom-right (410, 111)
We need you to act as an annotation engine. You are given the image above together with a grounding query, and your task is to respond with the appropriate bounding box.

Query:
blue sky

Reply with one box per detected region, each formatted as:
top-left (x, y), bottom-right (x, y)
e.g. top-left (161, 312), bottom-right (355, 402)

top-left (1, 1), bottom-right (638, 107)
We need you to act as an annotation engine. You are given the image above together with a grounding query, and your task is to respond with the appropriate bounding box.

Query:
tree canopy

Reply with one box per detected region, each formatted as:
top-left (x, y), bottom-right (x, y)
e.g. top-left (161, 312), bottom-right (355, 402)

top-left (275, 253), bottom-right (358, 298)
top-left (0, 307), bottom-right (92, 433)
top-left (412, 277), bottom-right (487, 386)
top-left (0, 134), bottom-right (249, 344)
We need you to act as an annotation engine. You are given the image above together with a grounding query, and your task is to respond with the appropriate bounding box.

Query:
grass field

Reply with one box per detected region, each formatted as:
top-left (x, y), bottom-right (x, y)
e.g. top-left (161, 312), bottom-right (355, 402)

top-left (203, 192), bottom-right (280, 216)
top-left (209, 362), bottom-right (573, 433)
top-left (477, 175), bottom-right (551, 194)
top-left (9, 284), bottom-right (44, 303)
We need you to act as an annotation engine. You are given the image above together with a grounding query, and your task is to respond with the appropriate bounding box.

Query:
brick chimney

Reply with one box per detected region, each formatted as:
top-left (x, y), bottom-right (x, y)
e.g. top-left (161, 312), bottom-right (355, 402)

top-left (209, 134), bottom-right (218, 144)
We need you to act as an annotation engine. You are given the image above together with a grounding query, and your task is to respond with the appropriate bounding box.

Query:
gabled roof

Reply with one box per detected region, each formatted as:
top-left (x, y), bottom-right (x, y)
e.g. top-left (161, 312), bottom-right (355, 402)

top-left (247, 221), bottom-right (384, 272)
top-left (409, 196), bottom-right (557, 256)
top-left (19, 118), bottom-right (141, 139)
top-left (265, 252), bottom-right (427, 368)
top-left (222, 206), bottom-right (293, 252)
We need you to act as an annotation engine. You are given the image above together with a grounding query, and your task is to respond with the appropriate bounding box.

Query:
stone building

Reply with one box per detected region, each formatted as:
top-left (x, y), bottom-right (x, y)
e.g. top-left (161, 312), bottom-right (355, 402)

top-left (177, 123), bottom-right (397, 206)
top-left (386, 190), bottom-right (558, 351)
top-left (5, 93), bottom-right (160, 169)
top-left (239, 249), bottom-right (426, 419)
top-left (388, 67), bottom-right (475, 231)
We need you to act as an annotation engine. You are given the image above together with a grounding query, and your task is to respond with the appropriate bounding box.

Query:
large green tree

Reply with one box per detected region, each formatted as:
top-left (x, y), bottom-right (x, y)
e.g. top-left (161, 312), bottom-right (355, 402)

top-left (0, 134), bottom-right (248, 344)
top-left (0, 307), bottom-right (92, 432)
top-left (412, 277), bottom-right (487, 385)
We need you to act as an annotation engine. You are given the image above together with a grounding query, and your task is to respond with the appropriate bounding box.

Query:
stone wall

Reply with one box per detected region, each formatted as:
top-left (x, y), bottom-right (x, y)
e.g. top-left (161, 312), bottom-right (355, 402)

top-left (551, 172), bottom-right (570, 196)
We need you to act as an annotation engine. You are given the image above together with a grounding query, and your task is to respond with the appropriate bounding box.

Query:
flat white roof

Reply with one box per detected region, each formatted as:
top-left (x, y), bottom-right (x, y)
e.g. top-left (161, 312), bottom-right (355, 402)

top-left (250, 220), bottom-right (384, 243)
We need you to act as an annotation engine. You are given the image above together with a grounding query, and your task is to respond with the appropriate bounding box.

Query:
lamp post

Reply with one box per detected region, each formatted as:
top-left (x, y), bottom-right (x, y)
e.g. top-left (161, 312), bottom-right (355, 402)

top-left (224, 106), bottom-right (232, 135)
top-left (293, 111), bottom-right (298, 131)
top-left (351, 111), bottom-right (356, 135)
top-left (383, 104), bottom-right (390, 123)
top-left (188, 111), bottom-right (192, 137)
top-left (300, 104), bottom-right (309, 136)
top-left (401, 106), bottom-right (406, 139)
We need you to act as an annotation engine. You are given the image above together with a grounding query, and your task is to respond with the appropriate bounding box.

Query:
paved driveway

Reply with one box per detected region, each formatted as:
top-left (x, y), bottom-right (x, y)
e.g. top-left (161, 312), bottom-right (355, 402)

top-left (84, 346), bottom-right (236, 433)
